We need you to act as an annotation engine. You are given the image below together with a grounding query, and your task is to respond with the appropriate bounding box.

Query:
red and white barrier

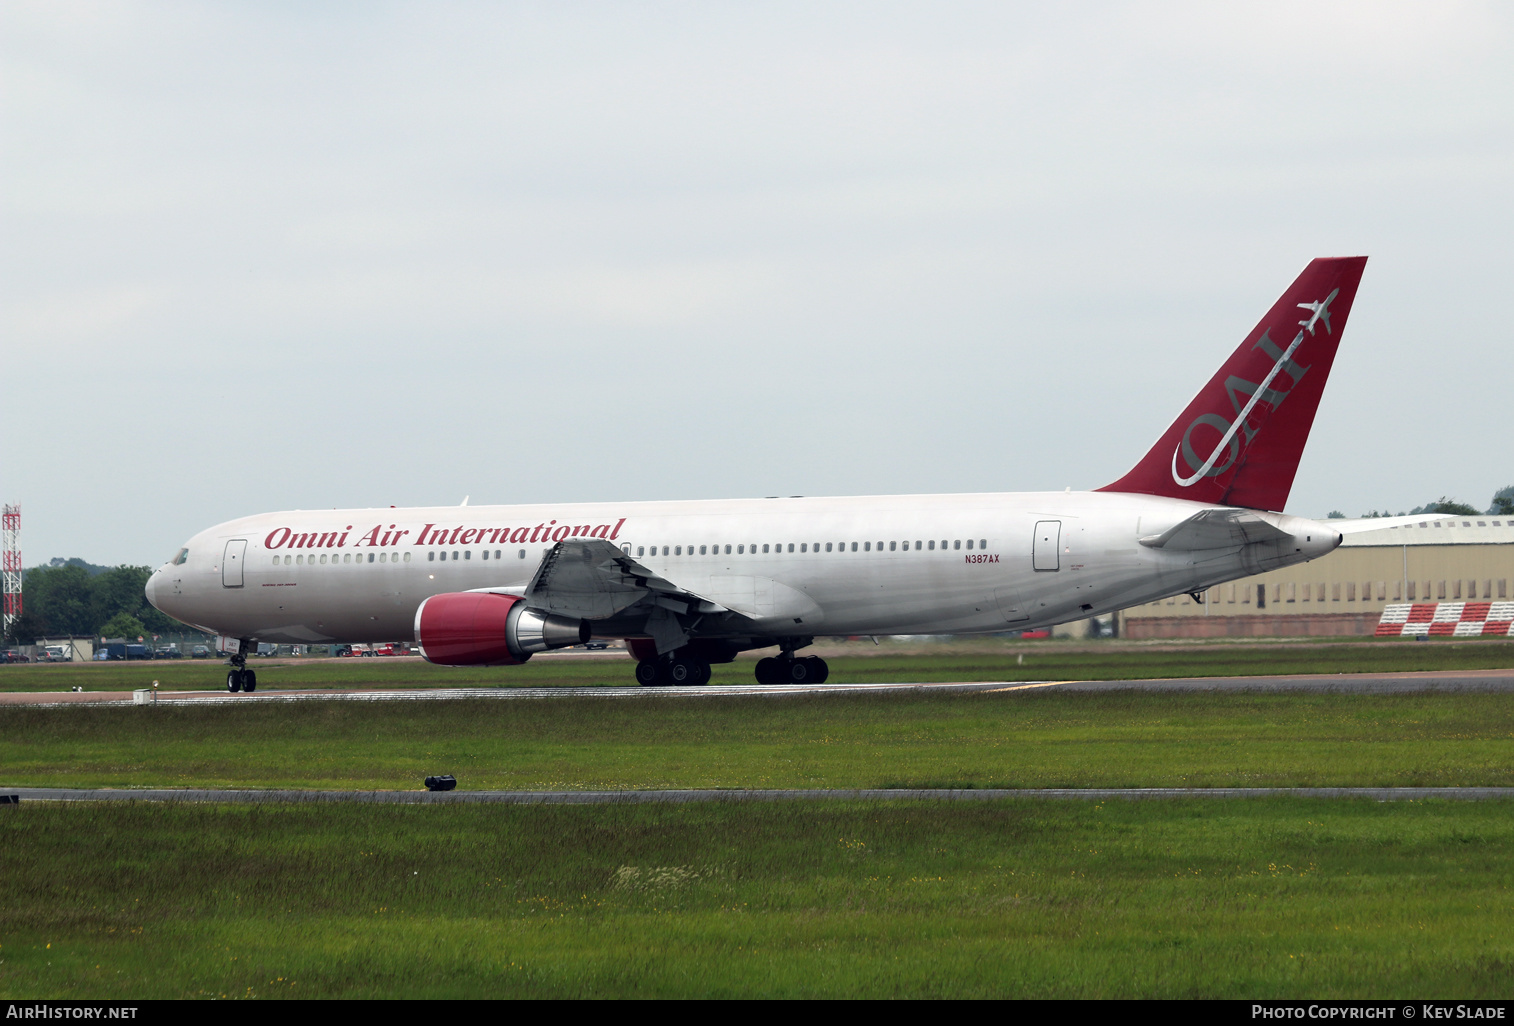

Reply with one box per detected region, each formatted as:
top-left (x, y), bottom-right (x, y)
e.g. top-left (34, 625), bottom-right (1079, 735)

top-left (1376, 602), bottom-right (1514, 637)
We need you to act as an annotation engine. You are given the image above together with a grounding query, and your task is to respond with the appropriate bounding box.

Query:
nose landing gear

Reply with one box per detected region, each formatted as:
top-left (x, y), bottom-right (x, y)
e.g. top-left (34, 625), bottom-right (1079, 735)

top-left (225, 638), bottom-right (257, 693)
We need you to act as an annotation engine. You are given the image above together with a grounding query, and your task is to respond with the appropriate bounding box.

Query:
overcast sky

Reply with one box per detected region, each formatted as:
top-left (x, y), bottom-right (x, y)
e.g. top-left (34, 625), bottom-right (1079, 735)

top-left (3, 1), bottom-right (1512, 567)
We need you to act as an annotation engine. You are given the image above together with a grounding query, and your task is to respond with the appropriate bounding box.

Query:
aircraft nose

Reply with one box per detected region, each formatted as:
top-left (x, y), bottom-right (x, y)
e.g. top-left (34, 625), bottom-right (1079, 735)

top-left (144, 569), bottom-right (162, 611)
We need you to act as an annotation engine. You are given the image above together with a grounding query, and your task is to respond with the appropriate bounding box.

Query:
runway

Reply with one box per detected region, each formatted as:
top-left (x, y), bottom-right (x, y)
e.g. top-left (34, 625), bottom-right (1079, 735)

top-left (6, 785), bottom-right (1513, 804)
top-left (3, 667), bottom-right (1512, 706)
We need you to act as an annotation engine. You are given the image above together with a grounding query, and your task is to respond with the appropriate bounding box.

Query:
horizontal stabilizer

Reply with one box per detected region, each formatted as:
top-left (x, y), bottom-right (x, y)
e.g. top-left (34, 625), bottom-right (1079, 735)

top-left (1330, 513), bottom-right (1458, 535)
top-left (1139, 508), bottom-right (1292, 551)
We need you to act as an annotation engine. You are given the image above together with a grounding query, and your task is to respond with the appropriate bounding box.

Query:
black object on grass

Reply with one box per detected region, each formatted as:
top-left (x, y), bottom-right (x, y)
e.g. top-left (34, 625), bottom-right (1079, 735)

top-left (0, 795), bottom-right (19, 806)
top-left (424, 775), bottom-right (457, 792)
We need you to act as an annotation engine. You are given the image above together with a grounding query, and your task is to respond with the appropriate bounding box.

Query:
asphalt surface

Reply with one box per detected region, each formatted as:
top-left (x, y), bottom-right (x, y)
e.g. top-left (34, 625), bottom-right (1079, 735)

top-left (5, 785), bottom-right (1513, 804)
top-left (3, 668), bottom-right (1513, 706)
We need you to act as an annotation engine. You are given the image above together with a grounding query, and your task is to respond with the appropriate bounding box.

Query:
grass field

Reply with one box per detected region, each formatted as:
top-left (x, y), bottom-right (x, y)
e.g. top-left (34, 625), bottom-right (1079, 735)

top-left (2, 798), bottom-right (1510, 998)
top-left (6, 643), bottom-right (1511, 998)
top-left (2, 637), bottom-right (1511, 692)
top-left (5, 687), bottom-right (1513, 790)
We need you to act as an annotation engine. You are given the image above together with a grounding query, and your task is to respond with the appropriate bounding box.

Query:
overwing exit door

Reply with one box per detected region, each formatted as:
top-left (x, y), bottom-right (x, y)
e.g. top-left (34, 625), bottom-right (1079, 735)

top-left (1033, 521), bottom-right (1061, 572)
top-left (223, 539), bottom-right (247, 587)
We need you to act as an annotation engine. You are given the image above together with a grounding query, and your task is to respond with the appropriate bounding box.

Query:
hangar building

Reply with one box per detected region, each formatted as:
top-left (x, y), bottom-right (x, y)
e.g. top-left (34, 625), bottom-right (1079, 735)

top-left (1115, 517), bottom-right (1514, 638)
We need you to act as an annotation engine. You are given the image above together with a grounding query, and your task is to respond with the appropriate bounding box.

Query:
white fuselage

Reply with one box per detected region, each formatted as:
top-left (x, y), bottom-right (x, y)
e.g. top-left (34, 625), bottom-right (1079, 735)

top-left (146, 491), bottom-right (1339, 645)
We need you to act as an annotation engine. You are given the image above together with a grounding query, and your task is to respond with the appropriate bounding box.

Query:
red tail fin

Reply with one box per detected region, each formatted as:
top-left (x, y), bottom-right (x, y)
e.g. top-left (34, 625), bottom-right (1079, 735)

top-left (1097, 256), bottom-right (1367, 512)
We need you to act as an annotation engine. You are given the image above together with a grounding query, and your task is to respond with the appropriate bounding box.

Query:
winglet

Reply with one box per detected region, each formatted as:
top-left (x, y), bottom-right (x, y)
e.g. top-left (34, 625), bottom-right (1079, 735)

top-left (1097, 257), bottom-right (1367, 512)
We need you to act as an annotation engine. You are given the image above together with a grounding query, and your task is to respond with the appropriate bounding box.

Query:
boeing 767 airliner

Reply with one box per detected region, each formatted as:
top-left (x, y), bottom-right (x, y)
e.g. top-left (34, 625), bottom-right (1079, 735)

top-left (147, 256), bottom-right (1412, 690)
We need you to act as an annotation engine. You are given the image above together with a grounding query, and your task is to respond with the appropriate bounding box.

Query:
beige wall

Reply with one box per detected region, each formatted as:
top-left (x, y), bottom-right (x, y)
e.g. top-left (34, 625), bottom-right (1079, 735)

top-left (1123, 543), bottom-right (1514, 623)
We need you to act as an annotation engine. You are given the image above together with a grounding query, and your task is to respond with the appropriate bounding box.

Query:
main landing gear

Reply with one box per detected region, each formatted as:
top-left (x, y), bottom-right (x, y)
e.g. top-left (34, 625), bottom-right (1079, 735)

top-left (225, 639), bottom-right (257, 693)
top-left (635, 656), bottom-right (712, 687)
top-left (634, 652), bottom-right (829, 686)
top-left (754, 655), bottom-right (828, 685)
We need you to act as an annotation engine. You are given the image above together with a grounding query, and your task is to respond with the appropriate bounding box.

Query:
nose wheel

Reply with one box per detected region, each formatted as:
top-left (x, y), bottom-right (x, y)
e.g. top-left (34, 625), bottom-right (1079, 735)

top-left (224, 638), bottom-right (258, 693)
top-left (225, 669), bottom-right (257, 693)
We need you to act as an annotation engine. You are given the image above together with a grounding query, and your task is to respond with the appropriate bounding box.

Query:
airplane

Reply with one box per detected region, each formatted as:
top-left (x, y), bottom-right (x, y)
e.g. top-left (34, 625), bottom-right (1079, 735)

top-left (146, 255), bottom-right (1414, 692)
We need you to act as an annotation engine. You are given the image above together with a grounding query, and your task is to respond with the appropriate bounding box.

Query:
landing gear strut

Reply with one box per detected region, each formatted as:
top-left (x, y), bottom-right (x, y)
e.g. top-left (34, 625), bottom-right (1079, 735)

top-left (225, 638), bottom-right (257, 693)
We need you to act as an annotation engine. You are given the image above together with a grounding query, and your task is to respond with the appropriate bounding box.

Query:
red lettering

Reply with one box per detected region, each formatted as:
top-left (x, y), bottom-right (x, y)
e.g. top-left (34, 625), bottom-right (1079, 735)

top-left (447, 526), bottom-right (465, 545)
top-left (458, 529), bottom-right (476, 545)
top-left (609, 518), bottom-right (626, 541)
top-left (416, 523), bottom-right (436, 546)
top-left (355, 525), bottom-right (382, 547)
top-left (510, 527), bottom-right (530, 544)
top-left (551, 526), bottom-right (571, 542)
top-left (570, 525), bottom-right (591, 537)
top-left (486, 528), bottom-right (502, 543)
top-left (590, 524), bottom-right (610, 539)
top-left (529, 524), bottom-right (546, 542)
top-left (264, 527), bottom-right (291, 550)
top-left (337, 526), bottom-right (352, 547)
top-left (317, 532), bottom-right (339, 548)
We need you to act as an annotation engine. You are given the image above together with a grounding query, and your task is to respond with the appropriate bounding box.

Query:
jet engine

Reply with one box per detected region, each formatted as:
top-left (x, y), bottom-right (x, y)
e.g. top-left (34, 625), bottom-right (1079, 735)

top-left (413, 592), bottom-right (589, 666)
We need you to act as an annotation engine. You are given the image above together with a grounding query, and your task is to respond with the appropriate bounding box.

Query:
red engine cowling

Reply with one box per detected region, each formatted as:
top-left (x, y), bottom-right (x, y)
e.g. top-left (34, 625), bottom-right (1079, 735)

top-left (413, 592), bottom-right (589, 666)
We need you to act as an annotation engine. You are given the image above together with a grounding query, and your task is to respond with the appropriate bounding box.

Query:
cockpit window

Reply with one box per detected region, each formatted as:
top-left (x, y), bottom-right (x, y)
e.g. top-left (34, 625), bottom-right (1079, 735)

top-left (171, 548), bottom-right (189, 566)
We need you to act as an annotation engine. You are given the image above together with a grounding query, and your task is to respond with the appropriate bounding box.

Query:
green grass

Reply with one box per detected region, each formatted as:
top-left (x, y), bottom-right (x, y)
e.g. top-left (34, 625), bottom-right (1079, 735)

top-left (6, 689), bottom-right (1514, 790)
top-left (2, 799), bottom-right (1510, 998)
top-left (3, 638), bottom-right (1511, 692)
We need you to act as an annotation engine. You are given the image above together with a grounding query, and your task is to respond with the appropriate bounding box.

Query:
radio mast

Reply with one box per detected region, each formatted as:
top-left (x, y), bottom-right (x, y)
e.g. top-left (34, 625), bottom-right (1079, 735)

top-left (1, 504), bottom-right (19, 640)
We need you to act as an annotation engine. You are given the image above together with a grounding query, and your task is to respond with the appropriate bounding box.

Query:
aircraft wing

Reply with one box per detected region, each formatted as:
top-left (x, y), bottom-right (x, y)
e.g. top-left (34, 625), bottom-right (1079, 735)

top-left (1138, 508), bottom-right (1293, 551)
top-left (520, 539), bottom-right (720, 620)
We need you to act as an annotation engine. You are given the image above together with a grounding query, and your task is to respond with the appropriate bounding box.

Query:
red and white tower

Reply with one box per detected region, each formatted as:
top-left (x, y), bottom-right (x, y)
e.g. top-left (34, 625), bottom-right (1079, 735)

top-left (2, 504), bottom-right (20, 638)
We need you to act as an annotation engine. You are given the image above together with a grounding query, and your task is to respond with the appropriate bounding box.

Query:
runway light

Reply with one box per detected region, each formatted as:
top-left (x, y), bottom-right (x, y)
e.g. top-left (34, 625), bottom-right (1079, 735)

top-left (425, 775), bottom-right (457, 792)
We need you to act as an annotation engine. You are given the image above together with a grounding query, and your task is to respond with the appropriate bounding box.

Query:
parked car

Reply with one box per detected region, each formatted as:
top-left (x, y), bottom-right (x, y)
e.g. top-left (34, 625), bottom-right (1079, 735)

top-left (42, 645), bottom-right (70, 662)
top-left (99, 642), bottom-right (154, 660)
top-left (155, 645), bottom-right (182, 659)
top-left (191, 645), bottom-right (212, 658)
top-left (2, 650), bottom-right (30, 664)
top-left (371, 643), bottom-right (402, 657)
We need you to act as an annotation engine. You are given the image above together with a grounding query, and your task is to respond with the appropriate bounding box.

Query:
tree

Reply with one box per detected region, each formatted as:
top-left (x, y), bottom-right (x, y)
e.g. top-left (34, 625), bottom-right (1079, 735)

top-left (1490, 485), bottom-right (1514, 517)
top-left (20, 565), bottom-right (93, 636)
top-left (1410, 497), bottom-right (1481, 517)
top-left (2, 611), bottom-right (47, 646)
top-left (1326, 510), bottom-right (1345, 519)
top-left (99, 612), bottom-right (146, 641)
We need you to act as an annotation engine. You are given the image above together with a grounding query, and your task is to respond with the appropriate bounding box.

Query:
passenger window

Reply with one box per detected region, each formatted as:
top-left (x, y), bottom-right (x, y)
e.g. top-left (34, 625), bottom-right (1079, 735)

top-left (637, 546), bottom-right (645, 557)
top-left (344, 554), bottom-right (351, 564)
top-left (725, 544), bottom-right (732, 554)
top-left (404, 552), bottom-right (412, 563)
top-left (439, 551), bottom-right (446, 561)
top-left (966, 540), bottom-right (973, 550)
top-left (676, 546), bottom-right (682, 555)
top-left (889, 541), bottom-right (896, 551)
top-left (801, 543), bottom-right (807, 553)
top-left (379, 553), bottom-right (387, 563)
top-left (864, 542), bottom-right (871, 551)
top-left (851, 542), bottom-right (858, 552)
top-left (980, 539), bottom-right (987, 548)
top-left (272, 556), bottom-right (279, 565)
top-left (428, 551), bottom-right (435, 561)
top-left (876, 541), bottom-right (883, 550)
top-left (762, 544), bottom-right (769, 553)
top-left (368, 553), bottom-right (375, 563)
top-left (284, 555), bottom-right (292, 565)
top-left (482, 550), bottom-right (489, 560)
top-left (699, 545), bottom-right (706, 555)
top-left (519, 549), bottom-right (527, 559)
top-left (662, 546), bottom-right (670, 556)
top-left (825, 542), bottom-right (833, 552)
top-left (929, 540), bottom-right (935, 550)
